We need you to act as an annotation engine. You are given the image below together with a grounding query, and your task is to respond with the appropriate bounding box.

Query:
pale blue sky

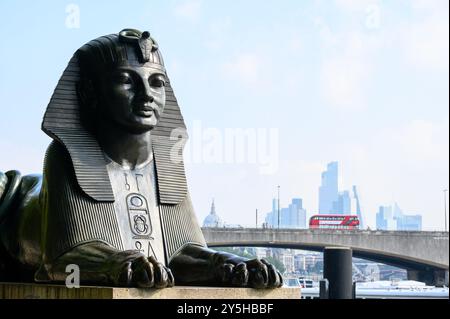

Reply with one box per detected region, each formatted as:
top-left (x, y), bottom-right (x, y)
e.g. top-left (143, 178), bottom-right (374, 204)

top-left (0, 0), bottom-right (448, 230)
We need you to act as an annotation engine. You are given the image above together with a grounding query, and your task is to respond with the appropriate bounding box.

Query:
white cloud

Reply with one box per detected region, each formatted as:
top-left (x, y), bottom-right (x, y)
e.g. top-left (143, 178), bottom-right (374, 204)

top-left (204, 16), bottom-right (232, 50)
top-left (395, 0), bottom-right (450, 70)
top-left (410, 0), bottom-right (448, 12)
top-left (402, 18), bottom-right (449, 70)
top-left (221, 53), bottom-right (267, 89)
top-left (313, 17), bottom-right (339, 47)
top-left (320, 55), bottom-right (369, 110)
top-left (334, 0), bottom-right (381, 12)
top-left (174, 0), bottom-right (202, 22)
top-left (363, 120), bottom-right (448, 168)
top-left (318, 30), bottom-right (377, 110)
top-left (289, 33), bottom-right (302, 52)
top-left (391, 120), bottom-right (449, 162)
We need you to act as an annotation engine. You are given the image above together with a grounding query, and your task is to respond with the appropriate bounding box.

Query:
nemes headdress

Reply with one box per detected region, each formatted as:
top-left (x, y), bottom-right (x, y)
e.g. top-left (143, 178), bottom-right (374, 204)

top-left (77, 28), bottom-right (166, 74)
top-left (42, 29), bottom-right (188, 204)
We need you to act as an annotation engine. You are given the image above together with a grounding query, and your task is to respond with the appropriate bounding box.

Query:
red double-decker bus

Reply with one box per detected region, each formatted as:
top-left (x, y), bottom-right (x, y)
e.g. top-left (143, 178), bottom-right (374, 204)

top-left (309, 214), bottom-right (360, 230)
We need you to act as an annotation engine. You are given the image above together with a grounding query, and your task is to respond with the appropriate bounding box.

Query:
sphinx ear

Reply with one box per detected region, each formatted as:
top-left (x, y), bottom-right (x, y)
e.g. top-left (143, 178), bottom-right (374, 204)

top-left (76, 77), bottom-right (98, 111)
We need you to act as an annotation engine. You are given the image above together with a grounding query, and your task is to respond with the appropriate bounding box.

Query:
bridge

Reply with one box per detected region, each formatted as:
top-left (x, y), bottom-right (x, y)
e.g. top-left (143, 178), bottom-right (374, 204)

top-left (202, 228), bottom-right (449, 286)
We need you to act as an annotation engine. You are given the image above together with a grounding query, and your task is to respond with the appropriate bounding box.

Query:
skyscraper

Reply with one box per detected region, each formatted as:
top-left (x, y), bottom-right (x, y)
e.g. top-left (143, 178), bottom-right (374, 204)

top-left (319, 162), bottom-right (339, 214)
top-left (397, 214), bottom-right (422, 231)
top-left (332, 190), bottom-right (351, 214)
top-left (265, 198), bottom-right (307, 229)
top-left (376, 203), bottom-right (422, 231)
top-left (265, 198), bottom-right (279, 228)
top-left (376, 206), bottom-right (396, 230)
top-left (317, 162), bottom-right (364, 229)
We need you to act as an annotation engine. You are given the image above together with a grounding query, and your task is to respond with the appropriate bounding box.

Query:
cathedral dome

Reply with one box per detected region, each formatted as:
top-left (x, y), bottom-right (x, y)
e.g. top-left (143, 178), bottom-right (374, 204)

top-left (203, 199), bottom-right (224, 227)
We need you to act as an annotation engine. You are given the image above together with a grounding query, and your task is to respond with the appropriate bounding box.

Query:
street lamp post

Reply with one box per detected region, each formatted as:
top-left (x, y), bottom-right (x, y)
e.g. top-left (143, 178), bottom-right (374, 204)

top-left (277, 185), bottom-right (280, 229)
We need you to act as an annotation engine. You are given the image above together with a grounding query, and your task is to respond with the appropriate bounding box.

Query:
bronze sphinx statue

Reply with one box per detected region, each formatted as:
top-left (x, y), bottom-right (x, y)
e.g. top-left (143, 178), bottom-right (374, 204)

top-left (0, 29), bottom-right (282, 289)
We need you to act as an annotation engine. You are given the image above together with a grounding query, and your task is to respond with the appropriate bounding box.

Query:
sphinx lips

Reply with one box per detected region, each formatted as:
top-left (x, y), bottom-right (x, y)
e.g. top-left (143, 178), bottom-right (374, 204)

top-left (135, 108), bottom-right (154, 117)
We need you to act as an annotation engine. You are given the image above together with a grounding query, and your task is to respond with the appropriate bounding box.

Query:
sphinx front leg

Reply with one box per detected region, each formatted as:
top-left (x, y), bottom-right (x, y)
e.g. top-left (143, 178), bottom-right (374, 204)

top-left (36, 242), bottom-right (174, 288)
top-left (169, 244), bottom-right (283, 288)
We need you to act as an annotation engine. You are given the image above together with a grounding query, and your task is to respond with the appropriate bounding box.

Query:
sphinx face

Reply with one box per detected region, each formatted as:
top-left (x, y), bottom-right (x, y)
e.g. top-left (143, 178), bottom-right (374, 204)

top-left (96, 62), bottom-right (166, 134)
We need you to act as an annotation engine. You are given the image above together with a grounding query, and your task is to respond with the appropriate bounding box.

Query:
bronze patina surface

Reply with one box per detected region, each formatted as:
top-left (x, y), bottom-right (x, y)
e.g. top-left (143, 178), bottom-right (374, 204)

top-left (0, 29), bottom-right (282, 289)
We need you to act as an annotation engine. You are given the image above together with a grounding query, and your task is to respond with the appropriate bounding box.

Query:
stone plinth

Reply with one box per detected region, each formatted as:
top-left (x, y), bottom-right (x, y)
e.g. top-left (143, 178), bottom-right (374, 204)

top-left (0, 283), bottom-right (301, 299)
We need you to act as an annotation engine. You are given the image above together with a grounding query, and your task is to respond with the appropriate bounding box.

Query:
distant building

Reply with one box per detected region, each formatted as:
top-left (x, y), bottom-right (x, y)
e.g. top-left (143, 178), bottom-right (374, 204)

top-left (294, 254), bottom-right (307, 272)
top-left (203, 199), bottom-right (224, 227)
top-left (203, 199), bottom-right (244, 228)
top-left (265, 198), bottom-right (307, 229)
top-left (274, 249), bottom-right (295, 274)
top-left (332, 190), bottom-right (352, 214)
top-left (376, 206), bottom-right (395, 230)
top-left (376, 203), bottom-right (422, 231)
top-left (265, 199), bottom-right (278, 227)
top-left (397, 214), bottom-right (422, 231)
top-left (296, 252), bottom-right (322, 269)
top-left (318, 162), bottom-right (364, 228)
top-left (282, 252), bottom-right (295, 274)
top-left (319, 162), bottom-right (338, 214)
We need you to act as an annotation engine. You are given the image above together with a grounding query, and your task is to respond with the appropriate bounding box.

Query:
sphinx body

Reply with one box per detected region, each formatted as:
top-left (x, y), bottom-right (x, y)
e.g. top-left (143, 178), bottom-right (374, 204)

top-left (0, 29), bottom-right (282, 288)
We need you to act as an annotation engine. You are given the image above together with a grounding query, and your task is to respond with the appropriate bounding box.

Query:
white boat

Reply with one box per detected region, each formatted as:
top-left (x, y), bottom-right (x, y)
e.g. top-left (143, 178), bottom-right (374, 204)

top-left (300, 280), bottom-right (449, 299)
top-left (355, 280), bottom-right (449, 299)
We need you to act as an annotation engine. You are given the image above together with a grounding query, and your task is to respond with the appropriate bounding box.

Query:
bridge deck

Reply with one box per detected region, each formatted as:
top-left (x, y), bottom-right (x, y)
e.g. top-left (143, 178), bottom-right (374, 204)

top-left (202, 228), bottom-right (449, 270)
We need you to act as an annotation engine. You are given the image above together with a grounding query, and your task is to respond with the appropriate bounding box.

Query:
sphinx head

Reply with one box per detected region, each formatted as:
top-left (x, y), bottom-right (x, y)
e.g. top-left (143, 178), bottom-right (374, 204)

top-left (77, 29), bottom-right (167, 135)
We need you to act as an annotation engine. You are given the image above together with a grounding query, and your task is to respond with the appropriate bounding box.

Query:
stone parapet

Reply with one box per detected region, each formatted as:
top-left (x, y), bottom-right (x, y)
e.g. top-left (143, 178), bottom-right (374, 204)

top-left (0, 283), bottom-right (301, 299)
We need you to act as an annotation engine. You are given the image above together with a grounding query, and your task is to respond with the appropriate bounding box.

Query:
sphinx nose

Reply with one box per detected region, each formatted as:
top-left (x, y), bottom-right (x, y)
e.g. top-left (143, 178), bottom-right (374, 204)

top-left (142, 94), bottom-right (154, 103)
top-left (140, 85), bottom-right (154, 103)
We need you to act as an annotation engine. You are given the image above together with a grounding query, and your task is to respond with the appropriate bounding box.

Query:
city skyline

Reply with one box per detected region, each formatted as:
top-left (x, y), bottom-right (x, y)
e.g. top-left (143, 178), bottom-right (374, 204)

top-left (0, 1), bottom-right (448, 231)
top-left (204, 160), bottom-right (426, 231)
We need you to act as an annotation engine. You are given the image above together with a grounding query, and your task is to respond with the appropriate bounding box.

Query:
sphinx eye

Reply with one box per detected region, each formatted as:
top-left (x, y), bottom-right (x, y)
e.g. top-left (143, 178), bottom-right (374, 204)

top-left (149, 76), bottom-right (166, 88)
top-left (116, 73), bottom-right (133, 85)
